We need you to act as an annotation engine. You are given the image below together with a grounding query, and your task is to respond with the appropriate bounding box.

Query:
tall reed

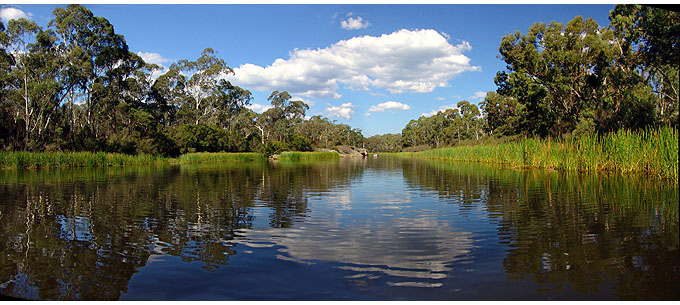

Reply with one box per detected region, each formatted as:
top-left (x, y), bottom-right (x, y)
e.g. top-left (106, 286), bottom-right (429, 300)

top-left (277, 151), bottom-right (340, 161)
top-left (388, 127), bottom-right (678, 182)
top-left (0, 151), bottom-right (167, 169)
top-left (177, 152), bottom-right (265, 163)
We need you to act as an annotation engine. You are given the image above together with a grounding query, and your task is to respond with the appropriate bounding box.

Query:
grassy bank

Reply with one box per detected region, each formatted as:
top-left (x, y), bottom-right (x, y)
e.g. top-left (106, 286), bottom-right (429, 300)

top-left (388, 127), bottom-right (678, 182)
top-left (0, 151), bottom-right (269, 169)
top-left (277, 151), bottom-right (340, 161)
top-left (0, 151), bottom-right (168, 169)
top-left (177, 152), bottom-right (265, 163)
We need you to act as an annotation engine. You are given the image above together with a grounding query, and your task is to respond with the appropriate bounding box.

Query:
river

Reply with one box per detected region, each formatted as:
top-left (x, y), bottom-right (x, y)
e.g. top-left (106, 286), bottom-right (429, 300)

top-left (0, 157), bottom-right (677, 300)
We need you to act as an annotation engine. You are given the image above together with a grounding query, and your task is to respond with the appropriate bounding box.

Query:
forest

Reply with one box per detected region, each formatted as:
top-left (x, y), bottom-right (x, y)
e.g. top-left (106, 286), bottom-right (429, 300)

top-left (0, 4), bottom-right (677, 156)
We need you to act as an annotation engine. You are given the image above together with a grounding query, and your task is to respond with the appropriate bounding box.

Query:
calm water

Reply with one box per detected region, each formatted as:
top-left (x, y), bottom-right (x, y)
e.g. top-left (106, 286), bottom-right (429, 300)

top-left (0, 157), bottom-right (678, 300)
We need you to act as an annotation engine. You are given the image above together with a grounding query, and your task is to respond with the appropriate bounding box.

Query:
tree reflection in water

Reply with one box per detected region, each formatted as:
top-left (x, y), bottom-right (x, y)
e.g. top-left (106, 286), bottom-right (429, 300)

top-left (0, 157), bottom-right (677, 300)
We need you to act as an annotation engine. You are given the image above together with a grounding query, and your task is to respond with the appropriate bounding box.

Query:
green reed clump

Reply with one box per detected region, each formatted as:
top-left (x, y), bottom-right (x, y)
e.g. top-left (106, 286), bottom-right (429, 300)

top-left (0, 151), bottom-right (168, 169)
top-left (388, 126), bottom-right (678, 182)
top-left (177, 152), bottom-right (265, 163)
top-left (277, 151), bottom-right (340, 161)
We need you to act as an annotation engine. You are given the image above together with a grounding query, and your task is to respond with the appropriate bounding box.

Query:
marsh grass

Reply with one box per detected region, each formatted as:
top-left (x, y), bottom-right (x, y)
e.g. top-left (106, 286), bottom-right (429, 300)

top-left (388, 127), bottom-right (678, 182)
top-left (277, 151), bottom-right (340, 161)
top-left (0, 151), bottom-right (167, 169)
top-left (177, 152), bottom-right (265, 163)
top-left (0, 151), bottom-right (269, 169)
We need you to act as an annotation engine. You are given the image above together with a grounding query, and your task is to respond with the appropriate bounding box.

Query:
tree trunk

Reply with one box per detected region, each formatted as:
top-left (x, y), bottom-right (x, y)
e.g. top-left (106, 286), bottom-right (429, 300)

top-left (24, 67), bottom-right (29, 150)
top-left (70, 89), bottom-right (75, 151)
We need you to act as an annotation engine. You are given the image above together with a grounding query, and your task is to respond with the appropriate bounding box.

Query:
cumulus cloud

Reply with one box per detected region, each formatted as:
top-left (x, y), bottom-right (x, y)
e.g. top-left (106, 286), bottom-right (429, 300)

top-left (469, 91), bottom-right (487, 100)
top-left (227, 29), bottom-right (480, 99)
top-left (247, 103), bottom-right (273, 113)
top-left (341, 16), bottom-right (370, 30)
top-left (137, 51), bottom-right (173, 79)
top-left (0, 7), bottom-right (31, 22)
top-left (137, 51), bottom-right (172, 66)
top-left (367, 101), bottom-right (410, 112)
top-left (422, 104), bottom-right (458, 117)
top-left (326, 103), bottom-right (356, 120)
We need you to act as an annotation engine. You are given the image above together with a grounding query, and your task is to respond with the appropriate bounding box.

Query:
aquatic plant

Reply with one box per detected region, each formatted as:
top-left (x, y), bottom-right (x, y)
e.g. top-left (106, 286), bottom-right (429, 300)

top-left (387, 127), bottom-right (679, 182)
top-left (277, 151), bottom-right (340, 161)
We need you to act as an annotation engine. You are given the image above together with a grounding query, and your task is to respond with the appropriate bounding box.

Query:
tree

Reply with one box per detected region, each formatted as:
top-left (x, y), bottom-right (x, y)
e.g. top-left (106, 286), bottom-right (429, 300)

top-left (610, 5), bottom-right (679, 126)
top-left (480, 91), bottom-right (526, 136)
top-left (49, 4), bottom-right (131, 145)
top-left (255, 91), bottom-right (308, 144)
top-left (171, 48), bottom-right (235, 125)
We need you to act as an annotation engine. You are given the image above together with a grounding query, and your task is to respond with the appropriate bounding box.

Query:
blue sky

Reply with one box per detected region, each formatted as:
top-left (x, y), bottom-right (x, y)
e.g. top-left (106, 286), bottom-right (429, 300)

top-left (1, 4), bottom-right (614, 136)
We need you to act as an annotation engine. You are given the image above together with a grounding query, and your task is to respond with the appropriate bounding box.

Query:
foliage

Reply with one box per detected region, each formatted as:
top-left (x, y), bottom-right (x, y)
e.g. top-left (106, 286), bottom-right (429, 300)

top-left (478, 6), bottom-right (678, 139)
top-left (260, 141), bottom-right (289, 157)
top-left (364, 133), bottom-right (402, 152)
top-left (401, 101), bottom-right (484, 149)
top-left (287, 134), bottom-right (313, 152)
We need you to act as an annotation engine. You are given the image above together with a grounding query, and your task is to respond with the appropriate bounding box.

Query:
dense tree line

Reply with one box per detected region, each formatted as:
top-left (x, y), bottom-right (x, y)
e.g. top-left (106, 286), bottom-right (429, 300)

top-left (484, 4), bottom-right (678, 137)
top-left (365, 5), bottom-right (678, 152)
top-left (0, 5), bottom-right (366, 156)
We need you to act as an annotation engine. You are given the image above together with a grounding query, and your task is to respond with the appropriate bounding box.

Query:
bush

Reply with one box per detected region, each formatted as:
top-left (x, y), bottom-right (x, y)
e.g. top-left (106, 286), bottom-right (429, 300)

top-left (287, 134), bottom-right (313, 152)
top-left (260, 141), bottom-right (289, 156)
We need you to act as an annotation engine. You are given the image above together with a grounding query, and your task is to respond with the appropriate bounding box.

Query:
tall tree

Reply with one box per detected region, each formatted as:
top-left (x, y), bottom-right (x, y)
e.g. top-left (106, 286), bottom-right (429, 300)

top-left (171, 48), bottom-right (234, 125)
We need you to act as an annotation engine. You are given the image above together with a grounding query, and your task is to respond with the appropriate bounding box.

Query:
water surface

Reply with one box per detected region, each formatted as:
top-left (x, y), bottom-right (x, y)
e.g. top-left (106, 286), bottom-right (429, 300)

top-left (0, 157), bottom-right (678, 300)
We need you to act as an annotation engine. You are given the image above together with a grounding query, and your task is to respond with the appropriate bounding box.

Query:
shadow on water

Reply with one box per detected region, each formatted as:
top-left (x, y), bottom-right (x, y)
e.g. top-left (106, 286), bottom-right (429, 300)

top-left (0, 157), bottom-right (677, 300)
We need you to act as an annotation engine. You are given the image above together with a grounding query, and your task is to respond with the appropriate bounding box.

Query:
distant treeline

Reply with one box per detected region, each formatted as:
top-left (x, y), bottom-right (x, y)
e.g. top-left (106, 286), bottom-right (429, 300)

top-left (365, 5), bottom-right (678, 152)
top-left (1, 5), bottom-right (677, 157)
top-left (0, 5), bottom-right (363, 156)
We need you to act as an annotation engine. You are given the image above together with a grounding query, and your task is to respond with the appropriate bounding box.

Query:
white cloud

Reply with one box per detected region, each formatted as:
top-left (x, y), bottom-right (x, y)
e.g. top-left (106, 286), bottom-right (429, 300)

top-left (137, 51), bottom-right (172, 66)
top-left (326, 102), bottom-right (356, 120)
top-left (469, 91), bottom-right (487, 100)
top-left (435, 97), bottom-right (446, 101)
top-left (137, 51), bottom-right (173, 79)
top-left (227, 29), bottom-right (480, 99)
top-left (367, 101), bottom-right (410, 112)
top-left (247, 103), bottom-right (273, 113)
top-left (364, 112), bottom-right (371, 117)
top-left (341, 16), bottom-right (370, 30)
top-left (440, 31), bottom-right (451, 40)
top-left (422, 104), bottom-right (458, 117)
top-left (0, 7), bottom-right (31, 22)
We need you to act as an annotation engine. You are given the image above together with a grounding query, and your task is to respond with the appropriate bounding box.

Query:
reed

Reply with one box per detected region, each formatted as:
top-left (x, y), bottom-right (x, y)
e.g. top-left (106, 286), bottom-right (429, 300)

top-left (387, 126), bottom-right (678, 182)
top-left (277, 151), bottom-right (340, 161)
top-left (177, 152), bottom-right (266, 163)
top-left (0, 151), bottom-right (167, 169)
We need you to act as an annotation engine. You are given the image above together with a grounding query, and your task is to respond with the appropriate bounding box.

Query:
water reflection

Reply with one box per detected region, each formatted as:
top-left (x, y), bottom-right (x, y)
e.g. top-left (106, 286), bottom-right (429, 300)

top-left (0, 157), bottom-right (677, 300)
top-left (399, 158), bottom-right (679, 300)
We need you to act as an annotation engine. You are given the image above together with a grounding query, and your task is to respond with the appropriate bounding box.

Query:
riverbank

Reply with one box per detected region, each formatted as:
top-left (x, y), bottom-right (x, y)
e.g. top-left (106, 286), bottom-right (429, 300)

top-left (0, 150), bottom-right (343, 170)
top-left (386, 127), bottom-right (678, 183)
top-left (0, 151), bottom-right (169, 169)
top-left (275, 151), bottom-right (340, 161)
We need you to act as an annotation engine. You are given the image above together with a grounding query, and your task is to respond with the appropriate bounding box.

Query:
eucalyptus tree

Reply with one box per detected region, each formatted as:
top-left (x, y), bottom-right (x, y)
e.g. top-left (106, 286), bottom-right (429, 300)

top-left (0, 21), bottom-right (16, 149)
top-left (170, 48), bottom-right (235, 125)
top-left (610, 4), bottom-right (679, 126)
top-left (365, 133), bottom-right (402, 153)
top-left (481, 91), bottom-right (526, 136)
top-left (494, 14), bottom-right (661, 136)
top-left (49, 4), bottom-right (131, 143)
top-left (4, 19), bottom-right (69, 150)
top-left (213, 79), bottom-right (252, 129)
top-left (5, 18), bottom-right (39, 149)
top-left (255, 91), bottom-right (308, 144)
